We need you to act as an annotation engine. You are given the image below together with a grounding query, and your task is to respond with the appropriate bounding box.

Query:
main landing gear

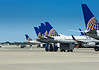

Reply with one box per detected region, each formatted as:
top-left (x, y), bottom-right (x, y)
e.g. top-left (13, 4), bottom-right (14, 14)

top-left (94, 47), bottom-right (99, 51)
top-left (45, 44), bottom-right (58, 52)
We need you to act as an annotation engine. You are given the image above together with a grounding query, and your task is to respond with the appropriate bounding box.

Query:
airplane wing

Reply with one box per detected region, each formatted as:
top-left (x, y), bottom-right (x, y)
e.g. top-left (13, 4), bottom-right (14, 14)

top-left (71, 35), bottom-right (85, 48)
top-left (71, 35), bottom-right (84, 44)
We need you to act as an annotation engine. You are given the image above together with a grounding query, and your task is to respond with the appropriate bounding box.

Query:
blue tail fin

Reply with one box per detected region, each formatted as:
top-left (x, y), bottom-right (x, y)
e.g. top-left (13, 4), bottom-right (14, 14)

top-left (82, 4), bottom-right (99, 31)
top-left (34, 27), bottom-right (42, 38)
top-left (34, 27), bottom-right (40, 36)
top-left (40, 23), bottom-right (47, 37)
top-left (45, 22), bottom-right (53, 33)
top-left (79, 28), bottom-right (84, 36)
top-left (25, 34), bottom-right (32, 41)
top-left (34, 24), bottom-right (46, 38)
top-left (45, 22), bottom-right (58, 36)
top-left (34, 22), bottom-right (58, 38)
top-left (41, 23), bottom-right (46, 35)
top-left (38, 25), bottom-right (42, 36)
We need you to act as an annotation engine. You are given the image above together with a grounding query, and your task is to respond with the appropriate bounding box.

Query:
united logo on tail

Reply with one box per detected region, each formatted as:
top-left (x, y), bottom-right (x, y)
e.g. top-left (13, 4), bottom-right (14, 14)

top-left (25, 34), bottom-right (32, 41)
top-left (34, 22), bottom-right (58, 38)
top-left (82, 4), bottom-right (99, 31)
top-left (45, 22), bottom-right (58, 36)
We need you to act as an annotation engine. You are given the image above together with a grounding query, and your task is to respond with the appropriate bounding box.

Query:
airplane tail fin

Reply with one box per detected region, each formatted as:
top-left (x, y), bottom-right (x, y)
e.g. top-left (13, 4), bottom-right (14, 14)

top-left (81, 4), bottom-right (99, 31)
top-left (41, 23), bottom-right (48, 37)
top-left (34, 24), bottom-right (45, 38)
top-left (45, 22), bottom-right (58, 36)
top-left (34, 27), bottom-right (40, 37)
top-left (34, 22), bottom-right (59, 38)
top-left (45, 22), bottom-right (53, 33)
top-left (25, 34), bottom-right (32, 41)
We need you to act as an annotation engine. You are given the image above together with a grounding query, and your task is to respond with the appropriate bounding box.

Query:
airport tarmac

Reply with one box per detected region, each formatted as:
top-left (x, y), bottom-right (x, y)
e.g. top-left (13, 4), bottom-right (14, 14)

top-left (0, 46), bottom-right (99, 70)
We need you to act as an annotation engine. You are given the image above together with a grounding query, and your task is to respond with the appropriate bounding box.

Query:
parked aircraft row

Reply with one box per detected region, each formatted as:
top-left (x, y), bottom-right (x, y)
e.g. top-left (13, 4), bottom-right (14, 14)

top-left (6, 3), bottom-right (99, 52)
top-left (32, 4), bottom-right (99, 52)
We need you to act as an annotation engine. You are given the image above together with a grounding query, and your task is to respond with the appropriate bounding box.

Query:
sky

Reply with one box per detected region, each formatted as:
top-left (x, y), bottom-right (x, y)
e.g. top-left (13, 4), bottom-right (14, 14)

top-left (0, 0), bottom-right (99, 42)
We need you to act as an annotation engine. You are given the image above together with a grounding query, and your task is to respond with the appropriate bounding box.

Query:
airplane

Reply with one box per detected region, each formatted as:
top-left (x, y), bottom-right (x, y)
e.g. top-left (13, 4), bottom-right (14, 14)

top-left (18, 34), bottom-right (41, 48)
top-left (10, 22), bottom-right (59, 49)
top-left (25, 34), bottom-right (41, 44)
top-left (0, 34), bottom-right (42, 48)
top-left (34, 22), bottom-right (59, 51)
top-left (35, 22), bottom-right (76, 52)
top-left (35, 4), bottom-right (99, 52)
top-left (79, 4), bottom-right (99, 40)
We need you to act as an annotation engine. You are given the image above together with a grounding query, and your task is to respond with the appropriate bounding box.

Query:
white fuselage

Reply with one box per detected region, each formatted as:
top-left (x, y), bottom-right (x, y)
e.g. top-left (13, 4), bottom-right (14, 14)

top-left (96, 30), bottom-right (99, 36)
top-left (27, 39), bottom-right (41, 44)
top-left (52, 34), bottom-right (99, 43)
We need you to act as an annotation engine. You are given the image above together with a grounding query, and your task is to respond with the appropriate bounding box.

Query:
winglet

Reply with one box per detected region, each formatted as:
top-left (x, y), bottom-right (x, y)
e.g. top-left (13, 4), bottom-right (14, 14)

top-left (79, 28), bottom-right (84, 36)
top-left (71, 35), bottom-right (76, 41)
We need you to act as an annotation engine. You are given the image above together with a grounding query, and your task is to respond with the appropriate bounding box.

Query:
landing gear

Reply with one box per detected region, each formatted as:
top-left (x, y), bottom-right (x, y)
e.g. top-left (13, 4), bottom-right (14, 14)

top-left (45, 43), bottom-right (58, 52)
top-left (45, 44), bottom-right (49, 52)
top-left (45, 43), bottom-right (74, 52)
top-left (60, 49), bottom-right (66, 52)
top-left (49, 44), bottom-right (53, 52)
top-left (53, 45), bottom-right (58, 52)
top-left (60, 45), bottom-right (66, 52)
top-left (60, 43), bottom-right (74, 52)
top-left (20, 45), bottom-right (26, 48)
top-left (94, 47), bottom-right (99, 51)
top-left (67, 49), bottom-right (73, 52)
